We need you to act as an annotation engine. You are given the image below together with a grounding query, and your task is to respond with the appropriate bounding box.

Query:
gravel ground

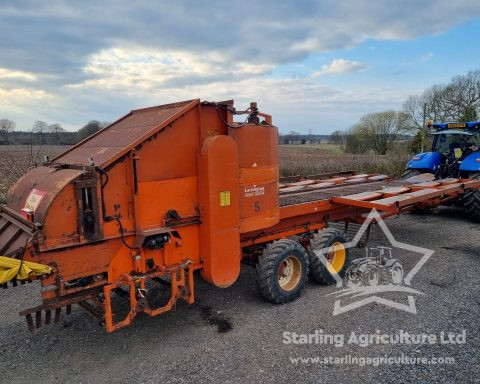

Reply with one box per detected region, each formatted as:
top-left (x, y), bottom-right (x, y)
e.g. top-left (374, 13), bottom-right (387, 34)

top-left (1, 206), bottom-right (479, 384)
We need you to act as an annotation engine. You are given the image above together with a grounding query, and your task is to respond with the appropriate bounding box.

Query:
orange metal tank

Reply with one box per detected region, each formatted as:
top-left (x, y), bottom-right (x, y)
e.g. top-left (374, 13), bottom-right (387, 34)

top-left (229, 123), bottom-right (280, 233)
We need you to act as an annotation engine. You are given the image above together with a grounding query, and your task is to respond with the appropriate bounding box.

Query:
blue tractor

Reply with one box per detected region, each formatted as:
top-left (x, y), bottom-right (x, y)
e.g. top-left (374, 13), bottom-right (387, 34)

top-left (402, 121), bottom-right (480, 219)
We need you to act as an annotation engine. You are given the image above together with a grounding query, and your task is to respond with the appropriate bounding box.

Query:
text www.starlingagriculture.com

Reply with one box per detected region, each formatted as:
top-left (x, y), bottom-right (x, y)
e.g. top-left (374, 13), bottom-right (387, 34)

top-left (289, 354), bottom-right (455, 367)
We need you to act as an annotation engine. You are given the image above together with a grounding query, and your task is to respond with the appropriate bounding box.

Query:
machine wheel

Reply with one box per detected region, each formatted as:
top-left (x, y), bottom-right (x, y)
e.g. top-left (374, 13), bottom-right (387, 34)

top-left (464, 172), bottom-right (480, 220)
top-left (346, 273), bottom-right (363, 288)
top-left (256, 239), bottom-right (309, 304)
top-left (389, 262), bottom-right (404, 285)
top-left (308, 228), bottom-right (350, 284)
top-left (364, 267), bottom-right (379, 286)
top-left (401, 169), bottom-right (422, 180)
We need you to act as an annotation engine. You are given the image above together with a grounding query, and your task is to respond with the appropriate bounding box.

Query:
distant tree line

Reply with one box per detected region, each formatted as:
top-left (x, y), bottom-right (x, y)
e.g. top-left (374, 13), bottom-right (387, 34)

top-left (279, 132), bottom-right (331, 144)
top-left (0, 119), bottom-right (109, 145)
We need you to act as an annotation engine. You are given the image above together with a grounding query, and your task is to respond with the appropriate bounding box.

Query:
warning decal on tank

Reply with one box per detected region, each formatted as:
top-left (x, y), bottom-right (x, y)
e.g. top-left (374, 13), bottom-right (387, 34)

top-left (244, 185), bottom-right (265, 198)
top-left (23, 189), bottom-right (47, 213)
top-left (220, 191), bottom-right (231, 207)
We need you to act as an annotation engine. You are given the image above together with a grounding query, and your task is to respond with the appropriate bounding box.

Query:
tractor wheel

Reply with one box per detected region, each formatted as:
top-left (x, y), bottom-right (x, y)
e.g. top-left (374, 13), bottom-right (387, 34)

top-left (256, 239), bottom-right (309, 304)
top-left (364, 268), bottom-right (379, 286)
top-left (401, 169), bottom-right (422, 180)
top-left (464, 172), bottom-right (480, 220)
top-left (308, 228), bottom-right (351, 284)
top-left (346, 273), bottom-right (363, 288)
top-left (389, 262), bottom-right (404, 285)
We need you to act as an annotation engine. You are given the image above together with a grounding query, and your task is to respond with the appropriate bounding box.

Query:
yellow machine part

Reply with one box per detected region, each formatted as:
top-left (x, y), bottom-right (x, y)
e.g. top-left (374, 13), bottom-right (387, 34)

top-left (0, 256), bottom-right (53, 284)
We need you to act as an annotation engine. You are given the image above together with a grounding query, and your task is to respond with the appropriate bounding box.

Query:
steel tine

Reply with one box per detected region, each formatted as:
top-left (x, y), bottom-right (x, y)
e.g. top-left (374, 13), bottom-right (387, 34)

top-left (35, 311), bottom-right (42, 329)
top-left (45, 310), bottom-right (51, 325)
top-left (25, 314), bottom-right (35, 332)
top-left (54, 307), bottom-right (61, 323)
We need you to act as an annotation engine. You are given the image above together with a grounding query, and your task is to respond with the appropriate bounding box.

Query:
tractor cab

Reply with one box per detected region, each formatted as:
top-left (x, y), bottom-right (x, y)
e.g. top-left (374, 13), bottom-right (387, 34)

top-left (369, 246), bottom-right (393, 265)
top-left (432, 129), bottom-right (478, 157)
top-left (404, 121), bottom-right (480, 179)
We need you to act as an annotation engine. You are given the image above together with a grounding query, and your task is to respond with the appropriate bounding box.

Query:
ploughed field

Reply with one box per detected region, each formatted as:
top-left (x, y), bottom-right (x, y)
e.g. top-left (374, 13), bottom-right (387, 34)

top-left (279, 145), bottom-right (410, 179)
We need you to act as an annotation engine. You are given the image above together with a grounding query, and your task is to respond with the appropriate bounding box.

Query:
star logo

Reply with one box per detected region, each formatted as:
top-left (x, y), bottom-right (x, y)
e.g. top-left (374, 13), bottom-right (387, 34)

top-left (314, 209), bottom-right (434, 315)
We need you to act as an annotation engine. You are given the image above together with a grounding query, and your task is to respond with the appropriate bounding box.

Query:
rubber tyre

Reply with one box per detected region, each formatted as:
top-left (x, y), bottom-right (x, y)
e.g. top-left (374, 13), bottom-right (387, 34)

top-left (464, 172), bottom-right (480, 220)
top-left (401, 169), bottom-right (422, 180)
top-left (389, 263), bottom-right (404, 285)
top-left (256, 239), bottom-right (308, 304)
top-left (364, 268), bottom-right (379, 286)
top-left (308, 228), bottom-right (351, 284)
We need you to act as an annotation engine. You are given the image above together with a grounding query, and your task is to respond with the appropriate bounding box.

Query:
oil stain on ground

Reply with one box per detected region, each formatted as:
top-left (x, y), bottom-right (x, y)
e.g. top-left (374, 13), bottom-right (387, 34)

top-left (195, 304), bottom-right (232, 333)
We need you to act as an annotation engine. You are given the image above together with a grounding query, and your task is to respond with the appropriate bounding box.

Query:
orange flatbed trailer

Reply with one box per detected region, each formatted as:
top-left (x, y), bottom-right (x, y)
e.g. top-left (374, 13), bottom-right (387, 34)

top-left (0, 99), bottom-right (478, 333)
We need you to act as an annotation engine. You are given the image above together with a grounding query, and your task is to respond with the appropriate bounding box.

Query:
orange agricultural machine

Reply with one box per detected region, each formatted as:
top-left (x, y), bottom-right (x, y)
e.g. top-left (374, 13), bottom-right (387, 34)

top-left (1, 99), bottom-right (479, 333)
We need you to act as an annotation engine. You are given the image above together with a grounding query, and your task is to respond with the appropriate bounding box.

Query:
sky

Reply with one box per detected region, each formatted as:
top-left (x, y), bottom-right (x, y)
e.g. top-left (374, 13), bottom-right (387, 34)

top-left (0, 1), bottom-right (479, 134)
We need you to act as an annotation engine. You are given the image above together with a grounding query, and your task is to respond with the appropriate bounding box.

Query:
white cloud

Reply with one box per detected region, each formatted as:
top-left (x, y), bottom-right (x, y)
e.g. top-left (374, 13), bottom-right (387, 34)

top-left (313, 59), bottom-right (368, 76)
top-left (421, 52), bottom-right (434, 62)
top-left (69, 46), bottom-right (273, 91)
top-left (0, 88), bottom-right (49, 104)
top-left (67, 49), bottom-right (394, 113)
top-left (0, 68), bottom-right (36, 81)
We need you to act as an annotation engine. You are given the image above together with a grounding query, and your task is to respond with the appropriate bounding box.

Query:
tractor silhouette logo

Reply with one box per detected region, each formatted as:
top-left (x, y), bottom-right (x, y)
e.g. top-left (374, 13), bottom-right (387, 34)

top-left (315, 209), bottom-right (434, 315)
top-left (344, 246), bottom-right (404, 288)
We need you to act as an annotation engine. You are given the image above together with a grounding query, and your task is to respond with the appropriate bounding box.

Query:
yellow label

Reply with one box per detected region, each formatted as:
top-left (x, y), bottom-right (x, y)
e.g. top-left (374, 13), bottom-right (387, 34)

top-left (454, 148), bottom-right (463, 158)
top-left (220, 191), bottom-right (231, 207)
top-left (447, 123), bottom-right (466, 128)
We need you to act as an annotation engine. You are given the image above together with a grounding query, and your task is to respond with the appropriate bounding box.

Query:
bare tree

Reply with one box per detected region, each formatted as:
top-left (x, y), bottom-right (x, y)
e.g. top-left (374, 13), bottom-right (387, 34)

top-left (32, 120), bottom-right (48, 145)
top-left (344, 124), bottom-right (370, 154)
top-left (282, 130), bottom-right (302, 145)
top-left (48, 123), bottom-right (65, 144)
top-left (403, 70), bottom-right (480, 152)
top-left (357, 111), bottom-right (413, 155)
top-left (403, 95), bottom-right (424, 130)
top-left (460, 105), bottom-right (479, 122)
top-left (0, 119), bottom-right (16, 145)
top-left (32, 120), bottom-right (48, 133)
top-left (329, 130), bottom-right (345, 146)
top-left (446, 70), bottom-right (480, 119)
top-left (404, 69), bottom-right (480, 127)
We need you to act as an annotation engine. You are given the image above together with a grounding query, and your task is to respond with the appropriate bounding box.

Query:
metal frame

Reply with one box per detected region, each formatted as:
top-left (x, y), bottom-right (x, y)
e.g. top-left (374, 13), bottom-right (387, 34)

top-left (332, 178), bottom-right (480, 213)
top-left (19, 261), bottom-right (200, 333)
